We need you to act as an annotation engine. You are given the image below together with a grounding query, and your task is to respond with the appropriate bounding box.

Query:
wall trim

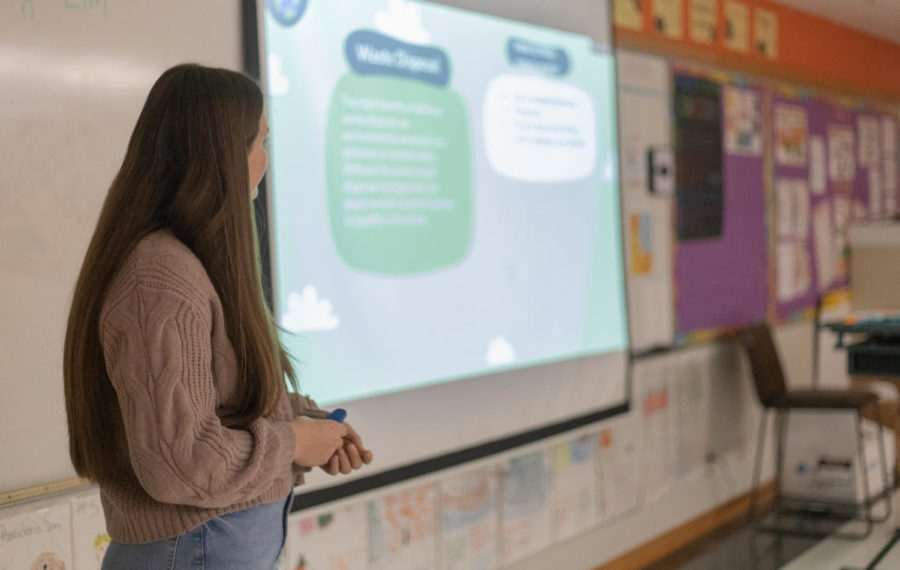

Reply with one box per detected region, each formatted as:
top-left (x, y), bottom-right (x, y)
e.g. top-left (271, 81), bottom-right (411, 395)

top-left (596, 481), bottom-right (777, 570)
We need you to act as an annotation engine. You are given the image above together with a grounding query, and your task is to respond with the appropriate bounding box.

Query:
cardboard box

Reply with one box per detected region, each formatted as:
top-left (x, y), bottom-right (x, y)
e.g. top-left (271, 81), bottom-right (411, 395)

top-left (782, 410), bottom-right (894, 506)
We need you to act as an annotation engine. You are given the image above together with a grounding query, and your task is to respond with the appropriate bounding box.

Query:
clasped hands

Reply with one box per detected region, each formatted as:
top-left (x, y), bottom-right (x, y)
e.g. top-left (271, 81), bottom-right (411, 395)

top-left (290, 416), bottom-right (374, 477)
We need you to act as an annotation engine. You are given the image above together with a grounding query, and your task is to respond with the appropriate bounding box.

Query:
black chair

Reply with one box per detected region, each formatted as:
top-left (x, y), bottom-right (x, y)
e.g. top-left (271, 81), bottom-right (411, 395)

top-left (737, 323), bottom-right (892, 538)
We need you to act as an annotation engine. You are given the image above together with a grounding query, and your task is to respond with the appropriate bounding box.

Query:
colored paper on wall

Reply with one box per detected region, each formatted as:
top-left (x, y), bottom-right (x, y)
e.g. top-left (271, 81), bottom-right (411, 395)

top-left (0, 504), bottom-right (72, 570)
top-left (723, 86), bottom-right (762, 156)
top-left (776, 178), bottom-right (796, 238)
top-left (500, 450), bottom-right (551, 566)
top-left (810, 136), bottom-right (827, 195)
top-left (723, 1), bottom-right (750, 53)
top-left (596, 419), bottom-right (640, 522)
top-left (776, 241), bottom-right (797, 302)
top-left (652, 0), bottom-right (683, 39)
top-left (629, 212), bottom-right (654, 275)
top-left (775, 104), bottom-right (809, 167)
top-left (369, 484), bottom-right (437, 570)
top-left (753, 8), bottom-right (778, 59)
top-left (72, 493), bottom-right (109, 570)
top-left (286, 503), bottom-right (368, 570)
top-left (674, 354), bottom-right (709, 478)
top-left (689, 0), bottom-right (717, 44)
top-left (858, 115), bottom-right (880, 168)
top-left (829, 125), bottom-right (856, 184)
top-left (439, 467), bottom-right (498, 570)
top-left (813, 200), bottom-right (836, 292)
top-left (614, 0), bottom-right (645, 31)
top-left (870, 168), bottom-right (884, 216)
top-left (550, 435), bottom-right (598, 541)
top-left (638, 359), bottom-right (677, 503)
top-left (884, 116), bottom-right (898, 156)
top-left (794, 180), bottom-right (810, 239)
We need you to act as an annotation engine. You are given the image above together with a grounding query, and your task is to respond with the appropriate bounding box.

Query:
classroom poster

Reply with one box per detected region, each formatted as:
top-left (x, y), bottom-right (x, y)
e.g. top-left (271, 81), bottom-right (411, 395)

top-left (550, 435), bottom-right (598, 541)
top-left (828, 125), bottom-right (856, 184)
top-left (858, 115), bottom-right (880, 168)
top-left (723, 1), bottom-right (750, 53)
top-left (674, 355), bottom-right (709, 478)
top-left (753, 8), bottom-right (778, 59)
top-left (500, 450), bottom-right (551, 566)
top-left (629, 212), bottom-right (654, 275)
top-left (596, 419), bottom-right (640, 522)
top-left (0, 503), bottom-right (72, 570)
top-left (369, 483), bottom-right (437, 570)
top-left (286, 503), bottom-right (368, 570)
top-left (882, 116), bottom-right (898, 214)
top-left (614, 0), bottom-right (645, 31)
top-left (809, 135), bottom-right (827, 195)
top-left (637, 357), bottom-right (677, 503)
top-left (869, 168), bottom-right (884, 216)
top-left (774, 177), bottom-right (811, 303)
top-left (813, 200), bottom-right (836, 292)
top-left (71, 493), bottom-right (110, 570)
top-left (775, 104), bottom-right (808, 166)
top-left (689, 0), bottom-right (717, 45)
top-left (723, 86), bottom-right (762, 156)
top-left (652, 0), bottom-right (683, 39)
top-left (439, 467), bottom-right (498, 570)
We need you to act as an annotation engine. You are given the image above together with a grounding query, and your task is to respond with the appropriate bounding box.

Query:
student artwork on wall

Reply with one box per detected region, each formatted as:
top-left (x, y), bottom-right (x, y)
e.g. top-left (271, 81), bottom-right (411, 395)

top-left (771, 89), bottom-right (898, 319)
top-left (596, 419), bottom-right (640, 522)
top-left (499, 450), bottom-right (551, 566)
top-left (723, 85), bottom-right (762, 157)
top-left (368, 483), bottom-right (437, 570)
top-left (71, 493), bottom-right (109, 570)
top-left (285, 502), bottom-right (368, 570)
top-left (0, 504), bottom-right (72, 570)
top-left (439, 467), bottom-right (498, 570)
top-left (549, 435), bottom-right (598, 541)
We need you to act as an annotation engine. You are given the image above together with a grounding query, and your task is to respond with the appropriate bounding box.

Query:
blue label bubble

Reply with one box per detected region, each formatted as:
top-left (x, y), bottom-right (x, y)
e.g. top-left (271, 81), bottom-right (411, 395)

top-left (506, 37), bottom-right (570, 76)
top-left (344, 30), bottom-right (450, 87)
top-left (267, 0), bottom-right (308, 27)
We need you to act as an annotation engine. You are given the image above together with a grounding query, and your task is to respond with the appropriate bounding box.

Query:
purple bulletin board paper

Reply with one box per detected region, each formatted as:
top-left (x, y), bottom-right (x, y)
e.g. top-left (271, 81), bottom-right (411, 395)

top-left (772, 96), bottom-right (874, 319)
top-left (675, 83), bottom-right (768, 334)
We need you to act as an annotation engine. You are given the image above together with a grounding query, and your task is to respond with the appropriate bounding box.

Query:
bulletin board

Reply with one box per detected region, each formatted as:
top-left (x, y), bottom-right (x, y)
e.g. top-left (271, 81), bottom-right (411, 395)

top-left (673, 68), bottom-right (768, 337)
top-left (670, 63), bottom-right (900, 338)
top-left (771, 91), bottom-right (899, 319)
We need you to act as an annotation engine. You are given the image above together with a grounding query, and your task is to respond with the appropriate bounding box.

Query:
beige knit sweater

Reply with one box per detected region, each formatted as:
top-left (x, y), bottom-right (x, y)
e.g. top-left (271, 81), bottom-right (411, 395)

top-left (98, 229), bottom-right (326, 544)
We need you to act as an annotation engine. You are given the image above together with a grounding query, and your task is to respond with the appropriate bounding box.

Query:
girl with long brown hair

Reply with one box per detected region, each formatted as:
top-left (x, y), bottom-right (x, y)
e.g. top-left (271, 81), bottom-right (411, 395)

top-left (63, 64), bottom-right (372, 569)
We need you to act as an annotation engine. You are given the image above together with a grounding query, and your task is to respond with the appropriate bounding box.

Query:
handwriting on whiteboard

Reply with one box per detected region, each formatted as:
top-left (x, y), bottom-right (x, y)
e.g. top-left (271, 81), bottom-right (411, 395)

top-left (21, 0), bottom-right (108, 20)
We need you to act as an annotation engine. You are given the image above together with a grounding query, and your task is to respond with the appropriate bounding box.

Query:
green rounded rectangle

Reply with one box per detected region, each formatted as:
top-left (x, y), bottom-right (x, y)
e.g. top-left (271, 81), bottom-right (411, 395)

top-left (326, 74), bottom-right (472, 275)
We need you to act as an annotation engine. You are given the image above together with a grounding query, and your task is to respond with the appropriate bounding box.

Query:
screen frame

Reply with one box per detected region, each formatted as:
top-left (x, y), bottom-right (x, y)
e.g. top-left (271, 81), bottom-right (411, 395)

top-left (243, 0), bottom-right (633, 511)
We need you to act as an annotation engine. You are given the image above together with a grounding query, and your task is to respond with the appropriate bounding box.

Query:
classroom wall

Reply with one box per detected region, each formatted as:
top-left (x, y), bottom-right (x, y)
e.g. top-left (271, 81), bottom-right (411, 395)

top-left (1, 3), bottom-right (892, 569)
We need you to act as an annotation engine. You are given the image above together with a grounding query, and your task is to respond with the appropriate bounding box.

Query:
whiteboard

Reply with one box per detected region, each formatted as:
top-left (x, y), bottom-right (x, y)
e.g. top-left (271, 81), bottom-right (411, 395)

top-left (0, 0), bottom-right (241, 493)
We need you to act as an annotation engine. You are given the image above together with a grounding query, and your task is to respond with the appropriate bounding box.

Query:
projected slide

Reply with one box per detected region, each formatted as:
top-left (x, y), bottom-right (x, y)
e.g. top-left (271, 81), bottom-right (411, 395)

top-left (265, 0), bottom-right (627, 404)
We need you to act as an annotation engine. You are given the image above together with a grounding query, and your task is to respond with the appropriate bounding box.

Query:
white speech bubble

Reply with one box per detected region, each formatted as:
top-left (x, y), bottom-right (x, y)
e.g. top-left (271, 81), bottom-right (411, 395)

top-left (483, 74), bottom-right (596, 184)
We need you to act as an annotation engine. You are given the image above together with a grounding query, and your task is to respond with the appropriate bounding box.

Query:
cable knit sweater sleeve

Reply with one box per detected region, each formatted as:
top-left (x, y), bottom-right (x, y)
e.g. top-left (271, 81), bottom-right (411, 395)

top-left (99, 271), bottom-right (296, 510)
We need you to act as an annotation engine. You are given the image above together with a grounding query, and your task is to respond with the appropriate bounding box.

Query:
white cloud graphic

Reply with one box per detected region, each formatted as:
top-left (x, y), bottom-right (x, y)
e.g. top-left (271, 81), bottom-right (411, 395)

top-left (281, 286), bottom-right (340, 332)
top-left (486, 335), bottom-right (516, 366)
top-left (375, 0), bottom-right (430, 44)
top-left (268, 53), bottom-right (290, 96)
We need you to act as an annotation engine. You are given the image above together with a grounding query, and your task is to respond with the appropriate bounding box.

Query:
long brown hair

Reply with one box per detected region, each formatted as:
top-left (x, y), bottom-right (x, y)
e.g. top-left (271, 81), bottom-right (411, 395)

top-left (64, 64), bottom-right (298, 484)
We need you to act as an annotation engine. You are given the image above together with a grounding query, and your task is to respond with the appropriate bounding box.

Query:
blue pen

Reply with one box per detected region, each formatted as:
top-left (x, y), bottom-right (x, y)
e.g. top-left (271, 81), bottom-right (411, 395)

top-left (326, 408), bottom-right (347, 423)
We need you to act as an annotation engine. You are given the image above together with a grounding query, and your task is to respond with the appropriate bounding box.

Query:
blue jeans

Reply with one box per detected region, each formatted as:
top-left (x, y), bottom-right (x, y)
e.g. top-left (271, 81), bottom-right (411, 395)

top-left (101, 493), bottom-right (293, 570)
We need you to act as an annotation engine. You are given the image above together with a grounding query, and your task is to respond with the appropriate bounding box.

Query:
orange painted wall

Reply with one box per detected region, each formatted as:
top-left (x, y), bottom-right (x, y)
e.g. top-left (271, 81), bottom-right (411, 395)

top-left (615, 0), bottom-right (900, 99)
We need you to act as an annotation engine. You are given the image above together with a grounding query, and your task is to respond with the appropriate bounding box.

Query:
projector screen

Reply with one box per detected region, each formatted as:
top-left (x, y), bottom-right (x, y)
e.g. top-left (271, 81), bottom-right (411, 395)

top-left (261, 0), bottom-right (627, 484)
